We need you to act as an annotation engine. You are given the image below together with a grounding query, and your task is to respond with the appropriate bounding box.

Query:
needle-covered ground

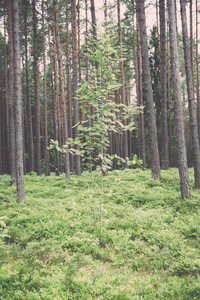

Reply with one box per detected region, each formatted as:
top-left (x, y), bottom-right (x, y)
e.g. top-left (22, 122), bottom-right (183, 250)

top-left (1, 168), bottom-right (200, 299)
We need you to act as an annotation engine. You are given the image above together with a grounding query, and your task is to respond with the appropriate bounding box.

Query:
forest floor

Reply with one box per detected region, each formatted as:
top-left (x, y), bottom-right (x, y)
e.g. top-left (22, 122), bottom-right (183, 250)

top-left (0, 168), bottom-right (200, 299)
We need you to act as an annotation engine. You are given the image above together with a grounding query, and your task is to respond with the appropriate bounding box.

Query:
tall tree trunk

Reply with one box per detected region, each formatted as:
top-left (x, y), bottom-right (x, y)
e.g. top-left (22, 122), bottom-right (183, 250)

top-left (190, 0), bottom-right (194, 87)
top-left (24, 0), bottom-right (34, 172)
top-left (12, 0), bottom-right (25, 203)
top-left (196, 0), bottom-right (200, 142)
top-left (71, 0), bottom-right (81, 176)
top-left (159, 0), bottom-right (169, 169)
top-left (4, 13), bottom-right (10, 174)
top-left (180, 0), bottom-right (200, 189)
top-left (7, 0), bottom-right (16, 182)
top-left (133, 0), bottom-right (146, 169)
top-left (66, 0), bottom-right (74, 173)
top-left (136, 0), bottom-right (161, 180)
top-left (167, 17), bottom-right (173, 167)
top-left (117, 0), bottom-right (129, 160)
top-left (167, 0), bottom-right (191, 199)
top-left (32, 0), bottom-right (41, 175)
top-left (53, 0), bottom-right (70, 179)
top-left (42, 0), bottom-right (50, 176)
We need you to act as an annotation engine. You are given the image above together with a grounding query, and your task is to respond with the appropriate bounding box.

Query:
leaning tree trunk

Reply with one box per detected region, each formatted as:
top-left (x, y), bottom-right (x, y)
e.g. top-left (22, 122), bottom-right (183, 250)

top-left (167, 0), bottom-right (191, 200)
top-left (136, 0), bottom-right (161, 180)
top-left (159, 0), bottom-right (169, 170)
top-left (12, 0), bottom-right (25, 203)
top-left (180, 0), bottom-right (200, 189)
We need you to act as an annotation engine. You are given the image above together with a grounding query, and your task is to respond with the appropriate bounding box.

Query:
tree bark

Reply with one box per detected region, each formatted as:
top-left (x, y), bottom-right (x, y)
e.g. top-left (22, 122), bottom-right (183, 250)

top-left (196, 0), bottom-right (200, 142)
top-left (53, 0), bottom-right (70, 179)
top-left (71, 0), bottom-right (81, 176)
top-left (32, 0), bottom-right (41, 175)
top-left (167, 0), bottom-right (191, 199)
top-left (180, 0), bottom-right (200, 189)
top-left (117, 0), bottom-right (129, 160)
top-left (66, 0), bottom-right (74, 173)
top-left (24, 0), bottom-right (34, 172)
top-left (12, 0), bottom-right (25, 203)
top-left (136, 0), bottom-right (161, 180)
top-left (42, 0), bottom-right (50, 176)
top-left (7, 0), bottom-right (16, 182)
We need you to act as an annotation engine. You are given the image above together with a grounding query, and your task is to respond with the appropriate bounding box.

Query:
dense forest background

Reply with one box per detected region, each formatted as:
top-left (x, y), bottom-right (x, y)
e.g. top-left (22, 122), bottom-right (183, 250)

top-left (0, 0), bottom-right (200, 201)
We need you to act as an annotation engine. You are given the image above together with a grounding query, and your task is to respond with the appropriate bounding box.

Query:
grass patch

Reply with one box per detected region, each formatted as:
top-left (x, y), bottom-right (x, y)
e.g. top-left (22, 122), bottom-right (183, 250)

top-left (1, 168), bottom-right (200, 299)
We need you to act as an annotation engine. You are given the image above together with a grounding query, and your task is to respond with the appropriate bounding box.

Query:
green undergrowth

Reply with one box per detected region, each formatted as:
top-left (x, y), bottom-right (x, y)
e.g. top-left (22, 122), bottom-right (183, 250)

top-left (1, 168), bottom-right (200, 299)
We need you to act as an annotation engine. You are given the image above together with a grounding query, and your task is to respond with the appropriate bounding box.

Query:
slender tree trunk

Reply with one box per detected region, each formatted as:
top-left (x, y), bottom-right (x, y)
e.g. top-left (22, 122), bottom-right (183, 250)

top-left (66, 0), bottom-right (74, 173)
top-left (180, 0), bottom-right (200, 189)
top-left (167, 18), bottom-right (173, 167)
top-left (133, 0), bottom-right (146, 169)
top-left (117, 0), bottom-right (129, 160)
top-left (12, 0), bottom-right (25, 203)
top-left (190, 0), bottom-right (194, 87)
top-left (71, 0), bottom-right (81, 176)
top-left (42, 0), bottom-right (50, 176)
top-left (24, 0), bottom-right (34, 172)
top-left (196, 0), bottom-right (200, 142)
top-left (167, 0), bottom-right (191, 199)
top-left (32, 0), bottom-right (41, 175)
top-left (4, 13), bottom-right (10, 174)
top-left (7, 0), bottom-right (16, 182)
top-left (160, 0), bottom-right (169, 169)
top-left (53, 0), bottom-right (70, 179)
top-left (136, 0), bottom-right (161, 180)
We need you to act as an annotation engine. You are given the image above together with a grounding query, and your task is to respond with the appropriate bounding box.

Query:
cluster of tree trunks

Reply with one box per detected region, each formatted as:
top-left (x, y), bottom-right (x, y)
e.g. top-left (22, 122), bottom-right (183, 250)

top-left (0, 0), bottom-right (200, 201)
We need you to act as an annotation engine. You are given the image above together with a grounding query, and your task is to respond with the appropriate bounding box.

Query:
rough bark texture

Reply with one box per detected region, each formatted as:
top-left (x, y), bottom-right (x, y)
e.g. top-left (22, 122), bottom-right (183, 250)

top-left (196, 0), bottom-right (200, 142)
top-left (117, 0), bottom-right (129, 160)
top-left (24, 0), bottom-right (34, 172)
top-left (53, 0), bottom-right (70, 179)
top-left (52, 23), bottom-right (60, 175)
top-left (180, 0), bottom-right (200, 189)
top-left (134, 0), bottom-right (146, 169)
top-left (32, 0), bottom-right (41, 175)
top-left (8, 0), bottom-right (16, 182)
top-left (42, 0), bottom-right (50, 176)
top-left (66, 0), bottom-right (74, 173)
top-left (159, 0), bottom-right (169, 169)
top-left (12, 0), bottom-right (25, 203)
top-left (71, 0), bottom-right (81, 176)
top-left (167, 0), bottom-right (191, 199)
top-left (136, 0), bottom-right (161, 180)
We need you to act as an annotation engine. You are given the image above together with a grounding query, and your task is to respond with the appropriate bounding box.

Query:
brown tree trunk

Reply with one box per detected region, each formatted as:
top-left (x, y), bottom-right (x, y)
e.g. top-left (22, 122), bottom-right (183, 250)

top-left (190, 0), bottom-right (194, 87)
top-left (53, 0), bottom-right (70, 179)
top-left (24, 0), bottom-right (34, 172)
top-left (167, 0), bottom-right (191, 199)
top-left (159, 0), bottom-right (169, 169)
top-left (7, 0), bottom-right (16, 182)
top-left (42, 0), bottom-right (50, 176)
top-left (180, 0), bottom-right (200, 189)
top-left (136, 0), bottom-right (161, 180)
top-left (12, 0), bottom-right (25, 203)
top-left (117, 0), bottom-right (129, 161)
top-left (66, 0), bottom-right (74, 173)
top-left (32, 0), bottom-right (41, 175)
top-left (134, 0), bottom-right (146, 169)
top-left (196, 0), bottom-right (200, 142)
top-left (71, 0), bottom-right (81, 176)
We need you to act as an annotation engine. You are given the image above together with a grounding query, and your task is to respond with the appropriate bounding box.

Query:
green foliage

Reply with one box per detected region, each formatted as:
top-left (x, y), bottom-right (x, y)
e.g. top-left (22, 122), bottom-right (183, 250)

top-left (1, 168), bottom-right (200, 298)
